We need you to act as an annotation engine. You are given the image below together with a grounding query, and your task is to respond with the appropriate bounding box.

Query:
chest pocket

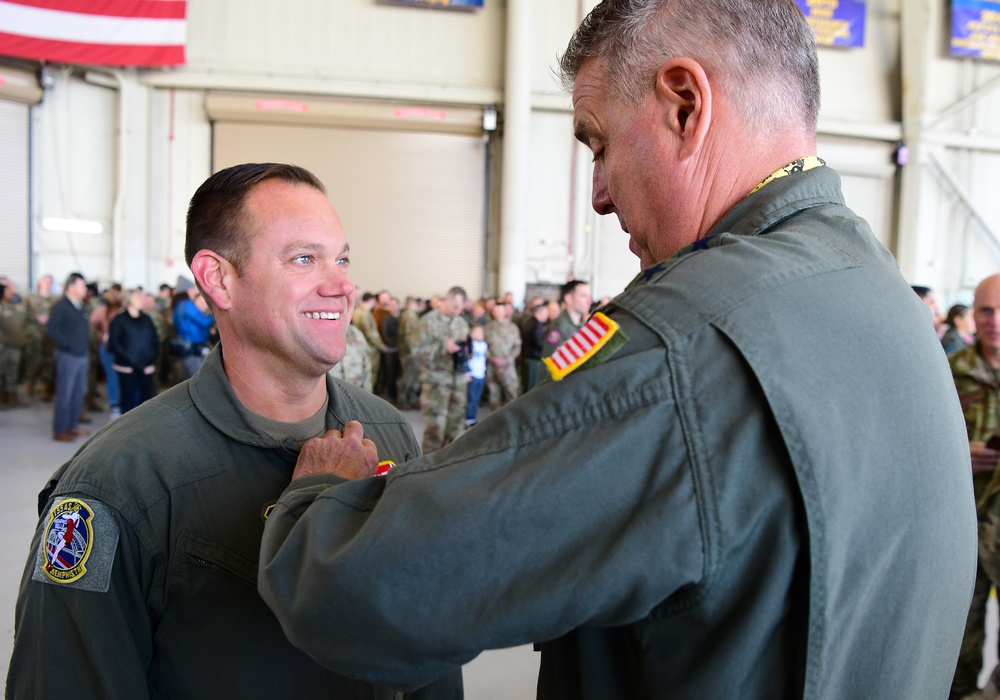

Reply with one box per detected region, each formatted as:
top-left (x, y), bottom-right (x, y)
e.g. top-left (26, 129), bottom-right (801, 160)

top-left (174, 529), bottom-right (258, 588)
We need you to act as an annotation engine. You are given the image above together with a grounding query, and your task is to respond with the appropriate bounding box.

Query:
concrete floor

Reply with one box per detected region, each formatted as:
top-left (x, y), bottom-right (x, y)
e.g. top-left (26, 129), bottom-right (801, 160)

top-left (4, 390), bottom-right (998, 696)
top-left (0, 391), bottom-right (538, 697)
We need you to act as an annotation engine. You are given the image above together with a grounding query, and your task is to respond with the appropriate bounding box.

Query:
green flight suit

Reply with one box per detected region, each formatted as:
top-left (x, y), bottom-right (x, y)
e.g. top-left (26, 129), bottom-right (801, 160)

top-left (7, 346), bottom-right (462, 699)
top-left (258, 166), bottom-right (975, 698)
top-left (540, 310), bottom-right (582, 359)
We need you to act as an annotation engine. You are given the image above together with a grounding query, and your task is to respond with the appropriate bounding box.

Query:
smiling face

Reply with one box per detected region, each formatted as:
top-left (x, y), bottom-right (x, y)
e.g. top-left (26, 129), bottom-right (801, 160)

top-left (573, 58), bottom-right (703, 269)
top-left (224, 179), bottom-right (356, 381)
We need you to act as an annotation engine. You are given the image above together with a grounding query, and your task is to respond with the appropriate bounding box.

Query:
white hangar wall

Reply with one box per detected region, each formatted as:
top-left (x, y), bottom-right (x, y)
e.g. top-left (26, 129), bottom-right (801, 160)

top-left (7, 0), bottom-right (1000, 307)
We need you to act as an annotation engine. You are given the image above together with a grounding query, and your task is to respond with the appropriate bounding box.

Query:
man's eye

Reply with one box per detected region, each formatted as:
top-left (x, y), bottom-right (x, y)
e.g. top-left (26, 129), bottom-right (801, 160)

top-left (591, 149), bottom-right (604, 163)
top-left (293, 255), bottom-right (313, 265)
top-left (337, 256), bottom-right (350, 268)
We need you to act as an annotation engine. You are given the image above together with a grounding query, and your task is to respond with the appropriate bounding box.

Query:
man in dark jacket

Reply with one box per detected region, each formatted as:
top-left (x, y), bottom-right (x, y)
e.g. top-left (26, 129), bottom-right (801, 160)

top-left (46, 272), bottom-right (90, 441)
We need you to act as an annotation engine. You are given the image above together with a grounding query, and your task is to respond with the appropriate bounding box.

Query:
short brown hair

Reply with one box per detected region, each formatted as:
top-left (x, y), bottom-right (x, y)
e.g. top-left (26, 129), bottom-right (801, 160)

top-left (185, 163), bottom-right (326, 275)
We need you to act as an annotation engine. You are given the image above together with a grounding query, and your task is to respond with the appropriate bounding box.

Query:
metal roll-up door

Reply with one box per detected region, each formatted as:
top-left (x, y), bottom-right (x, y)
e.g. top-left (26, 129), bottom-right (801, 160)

top-left (209, 93), bottom-right (487, 300)
top-left (0, 65), bottom-right (41, 292)
top-left (0, 100), bottom-right (30, 291)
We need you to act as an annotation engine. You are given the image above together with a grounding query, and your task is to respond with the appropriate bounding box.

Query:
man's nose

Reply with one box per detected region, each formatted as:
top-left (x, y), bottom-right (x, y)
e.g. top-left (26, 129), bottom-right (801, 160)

top-left (592, 166), bottom-right (614, 215)
top-left (323, 268), bottom-right (354, 298)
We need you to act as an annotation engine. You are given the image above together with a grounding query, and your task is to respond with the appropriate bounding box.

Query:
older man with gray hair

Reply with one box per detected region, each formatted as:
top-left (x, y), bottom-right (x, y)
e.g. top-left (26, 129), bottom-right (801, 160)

top-left (258, 2), bottom-right (976, 697)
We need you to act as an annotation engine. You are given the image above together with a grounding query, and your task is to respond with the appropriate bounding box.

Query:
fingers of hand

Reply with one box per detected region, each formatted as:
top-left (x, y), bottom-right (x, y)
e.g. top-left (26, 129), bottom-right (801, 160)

top-left (292, 423), bottom-right (379, 481)
top-left (341, 421), bottom-right (364, 442)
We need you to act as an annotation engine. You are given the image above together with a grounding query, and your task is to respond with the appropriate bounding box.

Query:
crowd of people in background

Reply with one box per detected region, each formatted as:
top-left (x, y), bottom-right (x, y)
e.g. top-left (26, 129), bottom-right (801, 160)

top-left (0, 272), bottom-right (220, 440)
top-left (0, 270), bottom-right (612, 452)
top-left (344, 280), bottom-right (610, 452)
top-left (908, 280), bottom-right (1000, 700)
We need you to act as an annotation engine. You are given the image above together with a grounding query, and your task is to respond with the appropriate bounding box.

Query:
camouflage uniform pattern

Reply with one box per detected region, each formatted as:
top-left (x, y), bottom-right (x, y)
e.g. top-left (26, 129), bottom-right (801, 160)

top-left (397, 307), bottom-right (421, 407)
top-left (414, 309), bottom-right (470, 452)
top-left (352, 306), bottom-right (388, 385)
top-left (483, 318), bottom-right (521, 408)
top-left (541, 310), bottom-right (583, 359)
top-left (329, 324), bottom-right (372, 392)
top-left (85, 298), bottom-right (103, 410)
top-left (24, 292), bottom-right (56, 397)
top-left (0, 297), bottom-right (29, 402)
top-left (950, 344), bottom-right (1000, 699)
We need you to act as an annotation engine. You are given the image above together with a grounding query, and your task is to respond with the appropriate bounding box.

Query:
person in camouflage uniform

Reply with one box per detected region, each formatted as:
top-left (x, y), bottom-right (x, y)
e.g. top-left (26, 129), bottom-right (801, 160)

top-left (483, 302), bottom-right (521, 409)
top-left (352, 292), bottom-right (388, 387)
top-left (414, 286), bottom-right (469, 452)
top-left (329, 323), bottom-right (373, 392)
top-left (0, 278), bottom-right (30, 408)
top-left (24, 274), bottom-right (56, 400)
top-left (396, 296), bottom-right (422, 408)
top-left (950, 273), bottom-right (1000, 700)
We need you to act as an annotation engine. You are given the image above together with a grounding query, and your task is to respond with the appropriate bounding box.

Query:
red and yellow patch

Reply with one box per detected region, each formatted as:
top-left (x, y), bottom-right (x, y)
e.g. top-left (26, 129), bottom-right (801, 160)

top-left (542, 312), bottom-right (621, 381)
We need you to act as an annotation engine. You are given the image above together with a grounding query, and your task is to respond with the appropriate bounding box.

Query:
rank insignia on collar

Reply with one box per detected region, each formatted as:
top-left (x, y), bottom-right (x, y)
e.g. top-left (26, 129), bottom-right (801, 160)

top-left (33, 497), bottom-right (118, 592)
top-left (543, 312), bottom-right (624, 381)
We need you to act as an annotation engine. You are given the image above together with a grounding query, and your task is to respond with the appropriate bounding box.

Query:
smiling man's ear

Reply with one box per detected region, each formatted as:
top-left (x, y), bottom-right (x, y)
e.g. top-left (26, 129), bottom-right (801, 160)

top-left (190, 250), bottom-right (236, 311)
top-left (654, 57), bottom-right (712, 159)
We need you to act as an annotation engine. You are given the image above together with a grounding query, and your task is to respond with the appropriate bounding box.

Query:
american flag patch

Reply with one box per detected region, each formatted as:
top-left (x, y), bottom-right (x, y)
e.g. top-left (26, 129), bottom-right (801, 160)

top-left (543, 312), bottom-right (621, 381)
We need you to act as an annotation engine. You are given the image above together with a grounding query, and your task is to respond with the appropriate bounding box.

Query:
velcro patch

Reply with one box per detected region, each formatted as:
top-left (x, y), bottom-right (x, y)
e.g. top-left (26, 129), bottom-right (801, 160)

top-left (32, 497), bottom-right (118, 593)
top-left (543, 312), bottom-right (626, 381)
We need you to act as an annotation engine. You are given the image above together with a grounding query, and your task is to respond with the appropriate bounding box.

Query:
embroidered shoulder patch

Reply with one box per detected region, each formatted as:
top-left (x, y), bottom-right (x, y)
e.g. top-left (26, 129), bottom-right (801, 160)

top-left (32, 497), bottom-right (118, 592)
top-left (543, 312), bottom-right (626, 381)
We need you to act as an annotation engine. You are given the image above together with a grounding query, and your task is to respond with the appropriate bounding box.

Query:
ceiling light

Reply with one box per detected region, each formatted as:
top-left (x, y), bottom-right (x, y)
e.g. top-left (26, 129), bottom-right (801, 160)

top-left (42, 218), bottom-right (104, 234)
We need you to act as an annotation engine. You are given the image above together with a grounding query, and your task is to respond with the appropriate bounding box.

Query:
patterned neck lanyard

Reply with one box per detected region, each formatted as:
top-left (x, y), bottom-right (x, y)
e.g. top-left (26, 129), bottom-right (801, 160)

top-left (748, 156), bottom-right (826, 196)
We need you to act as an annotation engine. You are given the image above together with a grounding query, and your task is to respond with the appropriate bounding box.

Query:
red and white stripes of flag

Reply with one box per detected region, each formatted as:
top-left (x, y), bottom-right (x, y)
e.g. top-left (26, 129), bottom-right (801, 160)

top-left (543, 312), bottom-right (621, 381)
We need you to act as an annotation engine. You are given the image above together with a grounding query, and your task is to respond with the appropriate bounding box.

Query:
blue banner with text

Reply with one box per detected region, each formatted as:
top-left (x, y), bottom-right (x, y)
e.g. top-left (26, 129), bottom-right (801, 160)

top-left (795, 0), bottom-right (866, 48)
top-left (951, 0), bottom-right (1000, 61)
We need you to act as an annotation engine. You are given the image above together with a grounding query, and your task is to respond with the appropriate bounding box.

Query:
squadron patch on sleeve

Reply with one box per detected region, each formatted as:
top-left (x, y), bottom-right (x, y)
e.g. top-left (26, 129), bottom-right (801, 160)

top-left (32, 497), bottom-right (118, 592)
top-left (543, 312), bottom-right (627, 381)
top-left (545, 328), bottom-right (563, 346)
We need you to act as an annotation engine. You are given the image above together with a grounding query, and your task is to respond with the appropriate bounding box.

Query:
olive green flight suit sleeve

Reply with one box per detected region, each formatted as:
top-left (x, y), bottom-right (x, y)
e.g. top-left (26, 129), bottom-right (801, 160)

top-left (260, 312), bottom-right (705, 691)
top-left (7, 497), bottom-right (159, 699)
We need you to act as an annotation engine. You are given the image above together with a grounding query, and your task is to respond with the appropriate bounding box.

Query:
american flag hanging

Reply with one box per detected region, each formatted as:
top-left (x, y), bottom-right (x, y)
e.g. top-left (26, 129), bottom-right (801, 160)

top-left (0, 0), bottom-right (187, 67)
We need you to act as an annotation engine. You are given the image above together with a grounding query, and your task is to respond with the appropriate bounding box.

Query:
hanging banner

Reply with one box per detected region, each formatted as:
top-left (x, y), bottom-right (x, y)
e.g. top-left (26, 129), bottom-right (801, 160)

top-left (0, 0), bottom-right (187, 67)
top-left (794, 0), bottom-right (866, 48)
top-left (951, 0), bottom-right (1000, 61)
top-left (378, 0), bottom-right (483, 9)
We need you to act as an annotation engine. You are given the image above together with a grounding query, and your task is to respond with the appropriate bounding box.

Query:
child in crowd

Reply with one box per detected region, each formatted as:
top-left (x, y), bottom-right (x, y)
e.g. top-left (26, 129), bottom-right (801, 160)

top-left (465, 325), bottom-right (488, 427)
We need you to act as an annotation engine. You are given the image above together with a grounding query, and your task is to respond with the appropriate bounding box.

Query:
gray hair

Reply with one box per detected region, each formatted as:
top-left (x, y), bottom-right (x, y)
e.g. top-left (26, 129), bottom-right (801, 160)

top-left (559, 0), bottom-right (820, 135)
